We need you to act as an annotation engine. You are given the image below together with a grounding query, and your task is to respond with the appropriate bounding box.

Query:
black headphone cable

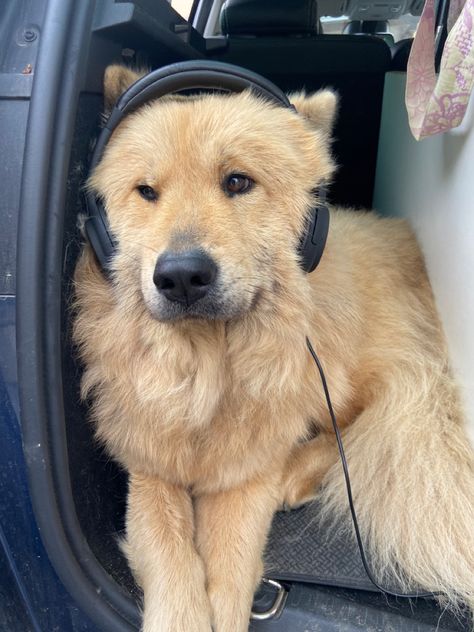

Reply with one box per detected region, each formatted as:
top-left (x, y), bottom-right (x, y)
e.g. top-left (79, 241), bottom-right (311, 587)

top-left (305, 336), bottom-right (437, 600)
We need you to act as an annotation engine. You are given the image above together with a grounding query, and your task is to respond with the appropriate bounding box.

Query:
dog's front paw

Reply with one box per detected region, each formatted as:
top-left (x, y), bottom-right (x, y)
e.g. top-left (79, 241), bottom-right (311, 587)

top-left (141, 568), bottom-right (212, 632)
top-left (142, 598), bottom-right (212, 632)
top-left (207, 583), bottom-right (254, 632)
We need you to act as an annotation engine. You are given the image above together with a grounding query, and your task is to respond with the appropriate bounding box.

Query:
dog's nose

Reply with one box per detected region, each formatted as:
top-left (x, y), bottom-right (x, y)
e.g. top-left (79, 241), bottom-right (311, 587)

top-left (153, 250), bottom-right (218, 305)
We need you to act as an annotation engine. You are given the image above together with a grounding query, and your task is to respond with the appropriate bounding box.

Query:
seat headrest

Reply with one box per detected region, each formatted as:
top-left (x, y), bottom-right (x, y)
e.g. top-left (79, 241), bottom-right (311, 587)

top-left (220, 0), bottom-right (319, 36)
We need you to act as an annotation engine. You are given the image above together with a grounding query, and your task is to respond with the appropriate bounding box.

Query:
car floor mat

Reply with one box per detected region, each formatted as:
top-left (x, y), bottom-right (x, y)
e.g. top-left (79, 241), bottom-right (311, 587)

top-left (264, 501), bottom-right (421, 594)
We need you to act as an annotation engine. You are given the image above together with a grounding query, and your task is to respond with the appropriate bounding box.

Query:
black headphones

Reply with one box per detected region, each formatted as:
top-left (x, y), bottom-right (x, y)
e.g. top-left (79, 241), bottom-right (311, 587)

top-left (85, 60), bottom-right (329, 276)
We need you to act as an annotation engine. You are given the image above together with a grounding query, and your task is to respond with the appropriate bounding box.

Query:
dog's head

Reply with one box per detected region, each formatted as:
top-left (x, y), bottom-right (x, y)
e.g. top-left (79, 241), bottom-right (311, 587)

top-left (88, 65), bottom-right (337, 323)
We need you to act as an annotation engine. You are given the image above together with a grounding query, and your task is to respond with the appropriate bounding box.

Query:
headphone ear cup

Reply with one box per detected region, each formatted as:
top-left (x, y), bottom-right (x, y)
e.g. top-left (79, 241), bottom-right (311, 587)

top-left (298, 203), bottom-right (330, 273)
top-left (83, 193), bottom-right (117, 276)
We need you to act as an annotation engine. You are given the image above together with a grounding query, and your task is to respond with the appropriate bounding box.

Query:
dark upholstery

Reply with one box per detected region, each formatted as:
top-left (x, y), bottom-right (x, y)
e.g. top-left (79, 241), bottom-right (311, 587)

top-left (209, 34), bottom-right (391, 208)
top-left (220, 0), bottom-right (319, 36)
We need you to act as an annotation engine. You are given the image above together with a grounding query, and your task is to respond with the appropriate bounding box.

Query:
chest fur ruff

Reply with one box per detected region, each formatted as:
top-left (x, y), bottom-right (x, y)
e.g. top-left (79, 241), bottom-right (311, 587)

top-left (74, 291), bottom-right (318, 492)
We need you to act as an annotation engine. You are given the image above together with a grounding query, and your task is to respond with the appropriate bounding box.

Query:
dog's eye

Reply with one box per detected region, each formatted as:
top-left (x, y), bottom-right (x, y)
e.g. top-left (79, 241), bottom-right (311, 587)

top-left (224, 174), bottom-right (254, 196)
top-left (136, 185), bottom-right (158, 202)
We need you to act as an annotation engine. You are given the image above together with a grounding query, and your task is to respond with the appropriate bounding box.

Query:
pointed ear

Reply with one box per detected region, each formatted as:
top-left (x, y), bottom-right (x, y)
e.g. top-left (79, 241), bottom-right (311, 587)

top-left (103, 65), bottom-right (147, 113)
top-left (289, 90), bottom-right (338, 136)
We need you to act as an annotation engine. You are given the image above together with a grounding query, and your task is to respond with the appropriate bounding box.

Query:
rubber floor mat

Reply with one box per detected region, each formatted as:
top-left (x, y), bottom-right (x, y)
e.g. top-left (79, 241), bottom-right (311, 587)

top-left (264, 501), bottom-right (422, 594)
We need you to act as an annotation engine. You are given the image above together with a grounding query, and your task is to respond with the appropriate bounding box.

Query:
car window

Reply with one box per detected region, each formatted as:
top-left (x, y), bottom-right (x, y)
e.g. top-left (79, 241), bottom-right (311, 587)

top-left (171, 0), bottom-right (194, 19)
top-left (321, 14), bottom-right (420, 41)
top-left (203, 0), bottom-right (422, 41)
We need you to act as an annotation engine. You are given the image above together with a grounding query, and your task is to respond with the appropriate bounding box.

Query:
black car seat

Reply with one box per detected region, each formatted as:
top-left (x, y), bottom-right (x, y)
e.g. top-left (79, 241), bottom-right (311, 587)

top-left (208, 0), bottom-right (392, 208)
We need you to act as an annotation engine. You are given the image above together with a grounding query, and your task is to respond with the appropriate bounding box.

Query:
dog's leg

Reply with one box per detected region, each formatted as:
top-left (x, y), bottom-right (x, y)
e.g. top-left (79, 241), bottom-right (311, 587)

top-left (124, 472), bottom-right (212, 632)
top-left (195, 477), bottom-right (280, 632)
top-left (281, 431), bottom-right (339, 509)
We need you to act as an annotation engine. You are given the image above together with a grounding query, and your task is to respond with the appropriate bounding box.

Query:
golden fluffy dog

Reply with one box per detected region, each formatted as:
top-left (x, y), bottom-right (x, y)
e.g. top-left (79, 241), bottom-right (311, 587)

top-left (73, 65), bottom-right (474, 631)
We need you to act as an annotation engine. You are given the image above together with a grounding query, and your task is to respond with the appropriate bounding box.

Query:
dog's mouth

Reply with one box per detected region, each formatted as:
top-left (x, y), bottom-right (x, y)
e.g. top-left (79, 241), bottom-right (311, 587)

top-left (144, 291), bottom-right (259, 323)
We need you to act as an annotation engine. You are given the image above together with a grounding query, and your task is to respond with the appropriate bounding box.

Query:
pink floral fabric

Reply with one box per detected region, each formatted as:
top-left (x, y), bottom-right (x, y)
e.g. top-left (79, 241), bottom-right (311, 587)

top-left (406, 0), bottom-right (474, 140)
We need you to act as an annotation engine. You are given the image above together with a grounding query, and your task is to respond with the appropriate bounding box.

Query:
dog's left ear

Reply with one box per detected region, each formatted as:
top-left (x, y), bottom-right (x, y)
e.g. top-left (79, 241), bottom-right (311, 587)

top-left (103, 65), bottom-right (148, 114)
top-left (289, 90), bottom-right (338, 136)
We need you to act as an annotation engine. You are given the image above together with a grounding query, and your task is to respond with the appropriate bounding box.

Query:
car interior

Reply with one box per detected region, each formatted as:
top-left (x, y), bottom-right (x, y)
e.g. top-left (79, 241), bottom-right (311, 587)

top-left (12, 0), bottom-right (471, 630)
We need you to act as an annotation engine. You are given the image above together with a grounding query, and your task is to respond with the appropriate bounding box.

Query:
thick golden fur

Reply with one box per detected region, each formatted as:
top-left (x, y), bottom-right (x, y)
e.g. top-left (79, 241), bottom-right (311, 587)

top-left (73, 65), bottom-right (474, 631)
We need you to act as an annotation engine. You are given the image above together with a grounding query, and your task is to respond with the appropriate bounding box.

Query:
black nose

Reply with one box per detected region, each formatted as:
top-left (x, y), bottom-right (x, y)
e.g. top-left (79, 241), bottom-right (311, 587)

top-left (153, 250), bottom-right (218, 305)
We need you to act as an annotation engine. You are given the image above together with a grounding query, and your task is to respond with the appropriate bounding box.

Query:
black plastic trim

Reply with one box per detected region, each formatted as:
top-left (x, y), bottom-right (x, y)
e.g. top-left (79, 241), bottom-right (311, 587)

top-left (192, 0), bottom-right (214, 34)
top-left (16, 0), bottom-right (139, 630)
top-left (435, 0), bottom-right (450, 70)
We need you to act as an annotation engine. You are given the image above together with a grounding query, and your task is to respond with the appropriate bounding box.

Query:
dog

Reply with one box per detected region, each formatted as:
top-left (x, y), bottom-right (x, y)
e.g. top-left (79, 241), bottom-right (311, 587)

top-left (73, 64), bottom-right (474, 631)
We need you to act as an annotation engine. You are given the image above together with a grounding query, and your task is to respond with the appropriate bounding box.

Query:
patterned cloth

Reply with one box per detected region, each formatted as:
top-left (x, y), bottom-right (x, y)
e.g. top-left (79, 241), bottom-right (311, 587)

top-left (406, 0), bottom-right (474, 140)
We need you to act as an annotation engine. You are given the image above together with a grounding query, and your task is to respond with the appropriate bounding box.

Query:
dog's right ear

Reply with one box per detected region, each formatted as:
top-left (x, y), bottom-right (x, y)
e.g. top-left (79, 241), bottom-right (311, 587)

top-left (103, 65), bottom-right (147, 113)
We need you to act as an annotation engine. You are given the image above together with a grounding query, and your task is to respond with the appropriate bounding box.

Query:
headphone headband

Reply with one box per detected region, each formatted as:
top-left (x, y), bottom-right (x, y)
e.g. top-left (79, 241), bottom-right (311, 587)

top-left (90, 61), bottom-right (293, 173)
top-left (85, 60), bottom-right (329, 275)
top-left (113, 61), bottom-right (293, 117)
